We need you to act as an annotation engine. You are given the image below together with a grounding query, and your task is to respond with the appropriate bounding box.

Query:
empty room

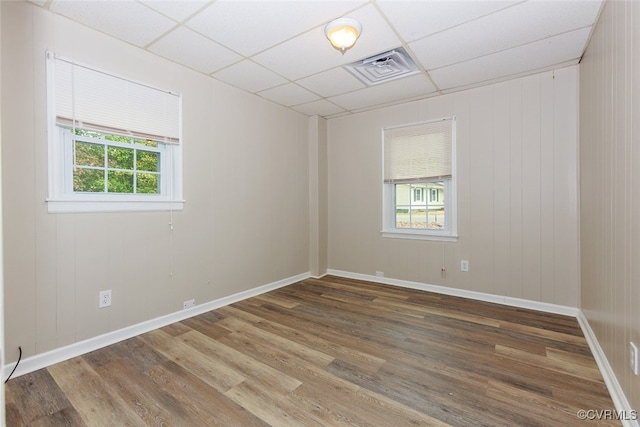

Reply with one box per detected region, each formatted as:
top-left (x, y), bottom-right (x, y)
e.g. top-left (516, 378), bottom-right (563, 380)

top-left (1, 0), bottom-right (639, 425)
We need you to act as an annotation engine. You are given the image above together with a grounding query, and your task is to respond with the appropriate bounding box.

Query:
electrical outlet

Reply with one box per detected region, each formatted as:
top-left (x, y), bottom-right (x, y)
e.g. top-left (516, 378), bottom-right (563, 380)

top-left (183, 299), bottom-right (195, 309)
top-left (630, 342), bottom-right (639, 375)
top-left (375, 271), bottom-right (384, 277)
top-left (461, 260), bottom-right (469, 272)
top-left (99, 290), bottom-right (112, 308)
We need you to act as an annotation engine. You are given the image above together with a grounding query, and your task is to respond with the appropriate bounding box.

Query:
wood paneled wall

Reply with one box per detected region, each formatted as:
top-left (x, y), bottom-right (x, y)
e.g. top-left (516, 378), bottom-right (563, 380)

top-left (327, 66), bottom-right (579, 307)
top-left (580, 0), bottom-right (640, 414)
top-left (1, 2), bottom-right (310, 363)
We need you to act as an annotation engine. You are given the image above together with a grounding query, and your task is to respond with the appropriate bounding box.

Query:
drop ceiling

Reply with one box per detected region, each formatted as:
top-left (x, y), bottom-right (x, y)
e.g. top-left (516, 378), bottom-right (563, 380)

top-left (29, 0), bottom-right (603, 119)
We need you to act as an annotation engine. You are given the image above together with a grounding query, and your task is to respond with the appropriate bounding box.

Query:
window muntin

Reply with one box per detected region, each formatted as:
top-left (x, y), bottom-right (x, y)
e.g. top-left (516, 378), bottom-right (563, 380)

top-left (382, 117), bottom-right (457, 241)
top-left (394, 181), bottom-right (446, 230)
top-left (69, 128), bottom-right (161, 195)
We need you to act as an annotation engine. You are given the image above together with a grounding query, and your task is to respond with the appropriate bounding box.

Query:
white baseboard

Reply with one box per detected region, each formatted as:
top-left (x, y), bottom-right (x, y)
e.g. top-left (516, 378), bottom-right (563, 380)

top-left (5, 271), bottom-right (310, 379)
top-left (326, 269), bottom-right (579, 316)
top-left (577, 311), bottom-right (640, 427)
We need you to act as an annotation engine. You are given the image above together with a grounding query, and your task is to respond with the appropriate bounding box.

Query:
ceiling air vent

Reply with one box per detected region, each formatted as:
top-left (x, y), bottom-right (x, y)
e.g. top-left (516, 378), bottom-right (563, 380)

top-left (344, 47), bottom-right (419, 86)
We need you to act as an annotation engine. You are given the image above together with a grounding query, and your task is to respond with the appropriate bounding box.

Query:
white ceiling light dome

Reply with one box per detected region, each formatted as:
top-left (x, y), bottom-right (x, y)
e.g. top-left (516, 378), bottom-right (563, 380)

top-left (324, 17), bottom-right (362, 54)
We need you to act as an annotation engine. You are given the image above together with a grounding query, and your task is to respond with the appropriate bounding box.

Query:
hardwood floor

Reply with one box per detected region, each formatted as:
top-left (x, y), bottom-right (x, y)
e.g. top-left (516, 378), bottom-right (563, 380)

top-left (6, 276), bottom-right (618, 426)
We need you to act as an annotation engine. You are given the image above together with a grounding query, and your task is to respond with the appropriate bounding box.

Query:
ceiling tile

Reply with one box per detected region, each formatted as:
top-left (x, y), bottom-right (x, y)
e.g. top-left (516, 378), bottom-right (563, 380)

top-left (253, 4), bottom-right (400, 81)
top-left (140, 0), bottom-right (211, 22)
top-left (49, 0), bottom-right (176, 47)
top-left (328, 74), bottom-right (437, 111)
top-left (186, 0), bottom-right (367, 57)
top-left (429, 27), bottom-right (591, 90)
top-left (291, 99), bottom-right (346, 117)
top-left (258, 83), bottom-right (321, 107)
top-left (33, 0), bottom-right (603, 118)
top-left (296, 68), bottom-right (366, 97)
top-left (148, 26), bottom-right (242, 74)
top-left (376, 0), bottom-right (518, 42)
top-left (410, 0), bottom-right (603, 70)
top-left (213, 60), bottom-right (288, 93)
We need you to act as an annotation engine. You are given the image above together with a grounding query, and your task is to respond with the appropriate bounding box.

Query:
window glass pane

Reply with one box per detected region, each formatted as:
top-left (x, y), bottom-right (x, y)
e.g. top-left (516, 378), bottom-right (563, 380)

top-left (107, 146), bottom-right (134, 169)
top-left (74, 168), bottom-right (104, 192)
top-left (395, 183), bottom-right (411, 228)
top-left (136, 173), bottom-right (159, 194)
top-left (411, 209), bottom-right (427, 229)
top-left (75, 141), bottom-right (104, 167)
top-left (74, 128), bottom-right (102, 139)
top-left (134, 138), bottom-right (158, 148)
top-left (107, 171), bottom-right (134, 193)
top-left (394, 182), bottom-right (448, 230)
top-left (395, 208), bottom-right (410, 229)
top-left (105, 134), bottom-right (132, 143)
top-left (137, 150), bottom-right (159, 172)
top-left (395, 183), bottom-right (411, 205)
top-left (427, 181), bottom-right (445, 229)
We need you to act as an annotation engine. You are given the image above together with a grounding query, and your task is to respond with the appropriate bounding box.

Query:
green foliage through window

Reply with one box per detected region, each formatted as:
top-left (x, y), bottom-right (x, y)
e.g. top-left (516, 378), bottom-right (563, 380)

top-left (72, 128), bottom-right (161, 194)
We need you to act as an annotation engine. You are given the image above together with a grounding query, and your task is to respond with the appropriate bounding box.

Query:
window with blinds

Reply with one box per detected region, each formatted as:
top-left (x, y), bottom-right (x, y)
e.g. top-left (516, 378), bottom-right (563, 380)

top-left (46, 52), bottom-right (184, 213)
top-left (383, 119), bottom-right (452, 184)
top-left (382, 117), bottom-right (457, 241)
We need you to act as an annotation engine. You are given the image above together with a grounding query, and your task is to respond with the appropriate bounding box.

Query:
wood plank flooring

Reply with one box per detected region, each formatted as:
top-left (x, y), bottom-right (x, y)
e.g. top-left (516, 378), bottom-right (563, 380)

top-left (5, 276), bottom-right (619, 426)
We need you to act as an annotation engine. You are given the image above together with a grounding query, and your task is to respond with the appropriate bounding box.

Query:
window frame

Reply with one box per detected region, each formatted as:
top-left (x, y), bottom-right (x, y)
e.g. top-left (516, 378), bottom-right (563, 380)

top-left (46, 53), bottom-right (184, 213)
top-left (48, 127), bottom-right (183, 213)
top-left (65, 127), bottom-right (165, 194)
top-left (381, 117), bottom-right (458, 242)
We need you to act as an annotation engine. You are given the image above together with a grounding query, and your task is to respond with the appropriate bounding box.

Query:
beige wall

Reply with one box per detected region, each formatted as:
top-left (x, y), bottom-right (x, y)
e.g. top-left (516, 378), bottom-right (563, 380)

top-left (308, 115), bottom-right (328, 278)
top-left (327, 66), bottom-right (580, 307)
top-left (0, 0), bottom-right (5, 418)
top-left (580, 0), bottom-right (640, 412)
top-left (1, 2), bottom-right (309, 362)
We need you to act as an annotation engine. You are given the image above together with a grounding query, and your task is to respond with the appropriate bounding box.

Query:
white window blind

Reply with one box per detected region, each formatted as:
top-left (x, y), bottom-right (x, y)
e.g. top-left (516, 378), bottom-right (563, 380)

top-left (384, 118), bottom-right (453, 183)
top-left (48, 52), bottom-right (181, 144)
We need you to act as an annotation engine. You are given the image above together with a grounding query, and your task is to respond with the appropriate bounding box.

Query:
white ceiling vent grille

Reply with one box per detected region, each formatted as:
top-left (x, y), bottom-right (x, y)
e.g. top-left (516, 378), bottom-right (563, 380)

top-left (344, 47), bottom-right (419, 86)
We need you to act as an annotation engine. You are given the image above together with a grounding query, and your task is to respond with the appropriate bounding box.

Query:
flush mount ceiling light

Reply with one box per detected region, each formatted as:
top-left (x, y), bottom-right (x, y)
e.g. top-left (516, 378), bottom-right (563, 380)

top-left (324, 18), bottom-right (362, 54)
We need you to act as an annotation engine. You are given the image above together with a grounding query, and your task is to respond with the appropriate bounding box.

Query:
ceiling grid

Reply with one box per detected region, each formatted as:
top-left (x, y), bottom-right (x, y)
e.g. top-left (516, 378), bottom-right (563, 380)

top-left (33, 0), bottom-right (603, 118)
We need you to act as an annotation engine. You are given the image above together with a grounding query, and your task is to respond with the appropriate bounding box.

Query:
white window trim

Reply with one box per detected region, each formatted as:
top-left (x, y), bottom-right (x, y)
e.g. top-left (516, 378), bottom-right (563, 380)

top-left (381, 117), bottom-right (458, 242)
top-left (46, 53), bottom-right (184, 214)
top-left (47, 127), bottom-right (185, 213)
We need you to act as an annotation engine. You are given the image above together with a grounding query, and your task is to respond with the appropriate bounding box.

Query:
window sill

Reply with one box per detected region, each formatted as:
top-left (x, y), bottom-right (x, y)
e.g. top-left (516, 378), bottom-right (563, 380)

top-left (47, 198), bottom-right (185, 213)
top-left (381, 229), bottom-right (458, 242)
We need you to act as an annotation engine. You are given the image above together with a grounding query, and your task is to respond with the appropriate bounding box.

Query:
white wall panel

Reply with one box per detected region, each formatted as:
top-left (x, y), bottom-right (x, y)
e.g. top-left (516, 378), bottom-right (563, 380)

top-left (539, 72), bottom-right (555, 304)
top-left (520, 75), bottom-right (543, 303)
top-left (468, 86), bottom-right (495, 295)
top-left (580, 0), bottom-right (640, 413)
top-left (492, 82), bottom-right (512, 298)
top-left (508, 83), bottom-right (523, 299)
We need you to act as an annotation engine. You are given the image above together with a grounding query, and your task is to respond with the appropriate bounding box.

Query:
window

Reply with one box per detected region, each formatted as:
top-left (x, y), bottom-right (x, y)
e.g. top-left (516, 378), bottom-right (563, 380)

top-left (46, 52), bottom-right (183, 213)
top-left (382, 117), bottom-right (457, 241)
top-left (67, 128), bottom-right (163, 194)
top-left (429, 187), bottom-right (439, 202)
top-left (413, 187), bottom-right (424, 202)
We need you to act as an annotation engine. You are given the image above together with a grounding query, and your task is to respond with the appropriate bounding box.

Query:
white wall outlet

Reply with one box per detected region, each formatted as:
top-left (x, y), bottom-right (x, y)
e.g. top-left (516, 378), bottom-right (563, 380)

top-left (630, 342), bottom-right (639, 375)
top-left (461, 260), bottom-right (469, 272)
top-left (183, 299), bottom-right (195, 309)
top-left (375, 271), bottom-right (384, 277)
top-left (99, 290), bottom-right (112, 308)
